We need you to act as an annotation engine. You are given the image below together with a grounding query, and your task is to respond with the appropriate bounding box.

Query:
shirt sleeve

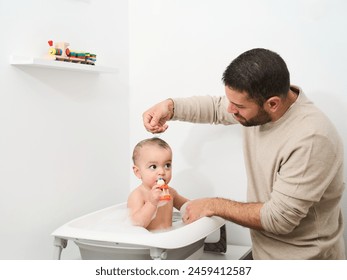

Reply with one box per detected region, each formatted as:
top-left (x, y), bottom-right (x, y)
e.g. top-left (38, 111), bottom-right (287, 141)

top-left (260, 190), bottom-right (313, 234)
top-left (172, 95), bottom-right (238, 125)
top-left (260, 133), bottom-right (343, 235)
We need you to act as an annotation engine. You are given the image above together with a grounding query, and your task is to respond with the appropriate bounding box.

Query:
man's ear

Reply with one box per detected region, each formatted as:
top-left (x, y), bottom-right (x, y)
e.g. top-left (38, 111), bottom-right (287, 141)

top-left (132, 165), bottom-right (142, 179)
top-left (265, 96), bottom-right (281, 112)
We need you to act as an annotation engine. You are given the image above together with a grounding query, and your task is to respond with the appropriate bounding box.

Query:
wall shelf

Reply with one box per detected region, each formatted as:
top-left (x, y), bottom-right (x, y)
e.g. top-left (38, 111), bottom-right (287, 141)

top-left (9, 55), bottom-right (117, 74)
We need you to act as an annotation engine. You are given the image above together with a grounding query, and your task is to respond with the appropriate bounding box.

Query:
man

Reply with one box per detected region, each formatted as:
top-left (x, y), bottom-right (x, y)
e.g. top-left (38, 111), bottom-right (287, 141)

top-left (142, 48), bottom-right (345, 259)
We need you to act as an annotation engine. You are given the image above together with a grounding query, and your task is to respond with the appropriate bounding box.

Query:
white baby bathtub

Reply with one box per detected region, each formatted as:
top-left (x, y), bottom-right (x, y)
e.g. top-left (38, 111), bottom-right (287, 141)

top-left (52, 202), bottom-right (225, 260)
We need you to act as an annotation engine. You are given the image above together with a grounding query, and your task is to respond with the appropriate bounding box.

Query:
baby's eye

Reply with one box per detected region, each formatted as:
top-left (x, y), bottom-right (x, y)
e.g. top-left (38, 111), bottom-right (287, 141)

top-left (165, 163), bottom-right (172, 169)
top-left (149, 165), bottom-right (157, 170)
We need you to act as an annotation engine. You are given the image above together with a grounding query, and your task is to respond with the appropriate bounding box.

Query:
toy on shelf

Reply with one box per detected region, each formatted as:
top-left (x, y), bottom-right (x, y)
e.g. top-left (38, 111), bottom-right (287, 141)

top-left (47, 40), bottom-right (97, 65)
top-left (157, 178), bottom-right (171, 207)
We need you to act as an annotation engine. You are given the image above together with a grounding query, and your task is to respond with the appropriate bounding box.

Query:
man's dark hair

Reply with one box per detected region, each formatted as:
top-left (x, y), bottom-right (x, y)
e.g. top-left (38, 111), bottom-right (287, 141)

top-left (222, 48), bottom-right (290, 106)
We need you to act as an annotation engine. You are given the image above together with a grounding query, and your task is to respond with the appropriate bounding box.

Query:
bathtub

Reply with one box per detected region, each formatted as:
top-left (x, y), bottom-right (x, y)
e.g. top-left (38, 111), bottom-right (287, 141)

top-left (52, 202), bottom-right (225, 260)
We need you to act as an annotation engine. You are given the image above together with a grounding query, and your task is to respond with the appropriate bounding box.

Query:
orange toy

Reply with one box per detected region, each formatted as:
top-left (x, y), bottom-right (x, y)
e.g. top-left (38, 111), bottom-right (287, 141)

top-left (157, 178), bottom-right (171, 205)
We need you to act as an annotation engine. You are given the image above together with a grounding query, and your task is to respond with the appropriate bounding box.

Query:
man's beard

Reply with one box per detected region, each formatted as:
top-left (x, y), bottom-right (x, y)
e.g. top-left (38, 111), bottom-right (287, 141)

top-left (234, 107), bottom-right (272, 127)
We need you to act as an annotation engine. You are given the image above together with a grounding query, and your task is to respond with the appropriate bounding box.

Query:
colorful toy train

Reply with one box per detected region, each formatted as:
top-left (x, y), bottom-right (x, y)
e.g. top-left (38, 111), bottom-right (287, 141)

top-left (47, 40), bottom-right (96, 65)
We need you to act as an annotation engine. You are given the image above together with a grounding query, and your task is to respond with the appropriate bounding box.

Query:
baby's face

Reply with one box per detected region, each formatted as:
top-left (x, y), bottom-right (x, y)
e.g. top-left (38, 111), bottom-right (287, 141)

top-left (135, 145), bottom-right (172, 188)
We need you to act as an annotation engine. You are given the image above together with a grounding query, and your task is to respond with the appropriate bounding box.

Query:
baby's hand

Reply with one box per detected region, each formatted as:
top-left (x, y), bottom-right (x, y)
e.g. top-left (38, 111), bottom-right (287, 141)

top-left (149, 184), bottom-right (162, 206)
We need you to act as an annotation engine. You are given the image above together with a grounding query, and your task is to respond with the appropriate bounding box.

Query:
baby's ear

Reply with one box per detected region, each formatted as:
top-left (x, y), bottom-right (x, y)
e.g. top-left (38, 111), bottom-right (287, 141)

top-left (132, 165), bottom-right (142, 179)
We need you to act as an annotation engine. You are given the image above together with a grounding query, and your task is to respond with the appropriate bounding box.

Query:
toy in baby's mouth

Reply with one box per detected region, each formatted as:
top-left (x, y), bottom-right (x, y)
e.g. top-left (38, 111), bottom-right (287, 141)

top-left (157, 178), bottom-right (172, 207)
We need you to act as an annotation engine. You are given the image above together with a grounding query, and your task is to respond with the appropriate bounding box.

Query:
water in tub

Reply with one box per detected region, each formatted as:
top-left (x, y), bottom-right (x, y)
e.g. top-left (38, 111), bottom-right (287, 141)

top-left (85, 204), bottom-right (185, 235)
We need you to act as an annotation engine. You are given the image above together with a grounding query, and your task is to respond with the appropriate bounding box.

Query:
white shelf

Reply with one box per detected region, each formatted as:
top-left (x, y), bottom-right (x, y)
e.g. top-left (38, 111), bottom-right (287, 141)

top-left (9, 55), bottom-right (117, 74)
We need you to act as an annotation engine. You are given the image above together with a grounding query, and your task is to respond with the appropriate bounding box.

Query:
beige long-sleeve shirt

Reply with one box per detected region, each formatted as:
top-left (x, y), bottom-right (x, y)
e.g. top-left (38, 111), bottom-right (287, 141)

top-left (172, 86), bottom-right (345, 259)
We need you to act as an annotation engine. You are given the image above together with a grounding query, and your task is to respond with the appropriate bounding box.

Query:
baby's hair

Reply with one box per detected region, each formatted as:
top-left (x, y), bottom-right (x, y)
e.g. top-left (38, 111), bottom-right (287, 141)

top-left (132, 137), bottom-right (171, 164)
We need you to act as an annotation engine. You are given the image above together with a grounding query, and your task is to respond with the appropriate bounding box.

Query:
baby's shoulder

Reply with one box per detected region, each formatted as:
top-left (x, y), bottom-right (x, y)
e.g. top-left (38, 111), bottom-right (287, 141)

top-left (128, 186), bottom-right (146, 201)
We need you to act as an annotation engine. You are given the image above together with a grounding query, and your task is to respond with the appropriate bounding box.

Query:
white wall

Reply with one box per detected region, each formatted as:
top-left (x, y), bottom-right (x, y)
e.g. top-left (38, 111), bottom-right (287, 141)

top-left (0, 0), bottom-right (129, 259)
top-left (129, 0), bottom-right (347, 250)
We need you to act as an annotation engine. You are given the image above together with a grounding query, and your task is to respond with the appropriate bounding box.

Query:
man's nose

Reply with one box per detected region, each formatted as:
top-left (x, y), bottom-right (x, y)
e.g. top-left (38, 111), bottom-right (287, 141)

top-left (227, 103), bottom-right (238, 114)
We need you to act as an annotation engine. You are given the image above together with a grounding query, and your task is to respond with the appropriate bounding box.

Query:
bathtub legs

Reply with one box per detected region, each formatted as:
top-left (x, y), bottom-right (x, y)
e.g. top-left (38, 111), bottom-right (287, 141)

top-left (150, 248), bottom-right (168, 260)
top-left (53, 237), bottom-right (68, 260)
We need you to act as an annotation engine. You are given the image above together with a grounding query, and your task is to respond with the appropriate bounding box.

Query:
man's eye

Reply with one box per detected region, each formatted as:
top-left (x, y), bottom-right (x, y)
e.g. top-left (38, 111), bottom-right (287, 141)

top-left (149, 165), bottom-right (157, 170)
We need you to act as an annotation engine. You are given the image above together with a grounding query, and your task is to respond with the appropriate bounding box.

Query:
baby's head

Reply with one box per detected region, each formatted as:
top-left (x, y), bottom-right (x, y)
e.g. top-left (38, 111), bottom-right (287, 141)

top-left (132, 138), bottom-right (173, 187)
top-left (132, 137), bottom-right (171, 164)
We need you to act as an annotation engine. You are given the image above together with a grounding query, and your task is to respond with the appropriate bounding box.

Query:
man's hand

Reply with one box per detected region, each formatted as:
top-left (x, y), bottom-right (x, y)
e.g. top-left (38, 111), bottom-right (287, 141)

top-left (143, 99), bottom-right (174, 133)
top-left (182, 198), bottom-right (214, 224)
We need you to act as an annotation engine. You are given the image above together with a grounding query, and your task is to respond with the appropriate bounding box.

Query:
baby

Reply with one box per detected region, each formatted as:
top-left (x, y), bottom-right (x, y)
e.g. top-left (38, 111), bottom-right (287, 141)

top-left (127, 137), bottom-right (189, 230)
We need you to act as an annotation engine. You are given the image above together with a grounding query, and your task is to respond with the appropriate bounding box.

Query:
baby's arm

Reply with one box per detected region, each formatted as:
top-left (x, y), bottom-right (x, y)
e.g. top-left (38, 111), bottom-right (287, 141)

top-left (170, 187), bottom-right (189, 211)
top-left (127, 186), bottom-right (161, 228)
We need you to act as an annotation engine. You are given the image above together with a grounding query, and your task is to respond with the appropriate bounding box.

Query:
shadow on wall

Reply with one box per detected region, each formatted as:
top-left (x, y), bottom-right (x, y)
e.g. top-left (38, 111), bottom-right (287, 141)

top-left (172, 123), bottom-right (250, 245)
top-left (10, 66), bottom-right (101, 101)
top-left (173, 124), bottom-right (243, 200)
